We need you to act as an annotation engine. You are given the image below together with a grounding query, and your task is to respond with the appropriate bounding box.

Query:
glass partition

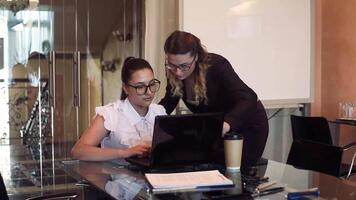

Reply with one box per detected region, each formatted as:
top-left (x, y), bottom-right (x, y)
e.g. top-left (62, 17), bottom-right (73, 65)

top-left (0, 0), bottom-right (145, 198)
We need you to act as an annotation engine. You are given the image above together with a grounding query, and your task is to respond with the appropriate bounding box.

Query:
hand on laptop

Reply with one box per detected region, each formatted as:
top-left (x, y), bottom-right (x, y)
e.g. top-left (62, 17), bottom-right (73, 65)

top-left (125, 144), bottom-right (151, 158)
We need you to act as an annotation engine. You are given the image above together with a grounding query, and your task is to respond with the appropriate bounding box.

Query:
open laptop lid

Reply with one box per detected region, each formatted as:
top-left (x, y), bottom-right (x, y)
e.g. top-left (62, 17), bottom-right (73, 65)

top-left (148, 112), bottom-right (224, 168)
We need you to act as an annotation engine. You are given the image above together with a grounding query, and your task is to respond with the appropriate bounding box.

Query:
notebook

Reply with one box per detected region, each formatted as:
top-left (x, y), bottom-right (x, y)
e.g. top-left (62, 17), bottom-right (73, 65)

top-left (145, 170), bottom-right (234, 193)
top-left (125, 112), bottom-right (224, 170)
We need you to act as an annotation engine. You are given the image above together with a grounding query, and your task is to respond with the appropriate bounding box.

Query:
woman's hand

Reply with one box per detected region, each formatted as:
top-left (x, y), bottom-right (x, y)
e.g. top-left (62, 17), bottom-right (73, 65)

top-left (222, 121), bottom-right (231, 134)
top-left (124, 144), bottom-right (151, 158)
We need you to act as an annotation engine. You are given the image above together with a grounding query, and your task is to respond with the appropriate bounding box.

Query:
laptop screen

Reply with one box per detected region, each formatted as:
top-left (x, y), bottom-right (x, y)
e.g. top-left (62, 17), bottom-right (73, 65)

top-left (150, 113), bottom-right (224, 168)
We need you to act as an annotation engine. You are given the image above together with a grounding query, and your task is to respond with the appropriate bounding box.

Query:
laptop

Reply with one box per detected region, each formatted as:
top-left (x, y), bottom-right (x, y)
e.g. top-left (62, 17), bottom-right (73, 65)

top-left (125, 112), bottom-right (224, 170)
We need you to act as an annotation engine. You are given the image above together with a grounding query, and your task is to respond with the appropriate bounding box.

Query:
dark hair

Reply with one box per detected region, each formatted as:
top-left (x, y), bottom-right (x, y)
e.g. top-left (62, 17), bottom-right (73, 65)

top-left (164, 31), bottom-right (209, 103)
top-left (120, 57), bottom-right (153, 100)
top-left (28, 51), bottom-right (47, 60)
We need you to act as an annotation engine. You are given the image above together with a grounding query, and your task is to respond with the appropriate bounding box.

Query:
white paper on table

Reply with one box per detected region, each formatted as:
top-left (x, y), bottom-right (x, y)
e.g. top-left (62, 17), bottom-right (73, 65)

top-left (145, 170), bottom-right (234, 190)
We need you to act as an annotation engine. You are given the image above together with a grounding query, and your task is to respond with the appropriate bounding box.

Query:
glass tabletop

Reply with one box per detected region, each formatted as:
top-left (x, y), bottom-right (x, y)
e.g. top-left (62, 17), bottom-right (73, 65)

top-left (60, 159), bottom-right (356, 200)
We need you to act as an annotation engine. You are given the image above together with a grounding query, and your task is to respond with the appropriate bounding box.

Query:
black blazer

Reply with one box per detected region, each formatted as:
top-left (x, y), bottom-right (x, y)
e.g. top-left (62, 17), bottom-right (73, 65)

top-left (159, 53), bottom-right (269, 168)
top-left (159, 53), bottom-right (266, 132)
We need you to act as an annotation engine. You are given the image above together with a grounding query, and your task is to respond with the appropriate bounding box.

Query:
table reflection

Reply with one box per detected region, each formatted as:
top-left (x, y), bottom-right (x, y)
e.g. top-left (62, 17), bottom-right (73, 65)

top-left (105, 173), bottom-right (148, 200)
top-left (224, 171), bottom-right (243, 195)
top-left (103, 168), bottom-right (245, 200)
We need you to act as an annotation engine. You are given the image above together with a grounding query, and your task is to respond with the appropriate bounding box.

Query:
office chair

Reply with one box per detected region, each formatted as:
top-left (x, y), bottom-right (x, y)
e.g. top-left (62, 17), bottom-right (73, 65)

top-left (288, 115), bottom-right (356, 178)
top-left (290, 115), bottom-right (333, 144)
top-left (0, 173), bottom-right (9, 200)
top-left (25, 192), bottom-right (78, 200)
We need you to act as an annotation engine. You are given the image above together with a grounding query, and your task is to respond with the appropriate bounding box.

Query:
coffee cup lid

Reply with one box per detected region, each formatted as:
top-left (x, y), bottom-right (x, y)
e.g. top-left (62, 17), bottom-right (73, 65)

top-left (223, 133), bottom-right (243, 140)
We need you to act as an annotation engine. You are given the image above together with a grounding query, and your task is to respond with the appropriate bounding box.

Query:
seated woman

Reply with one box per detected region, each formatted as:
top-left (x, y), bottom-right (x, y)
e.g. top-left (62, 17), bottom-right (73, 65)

top-left (71, 57), bottom-right (166, 161)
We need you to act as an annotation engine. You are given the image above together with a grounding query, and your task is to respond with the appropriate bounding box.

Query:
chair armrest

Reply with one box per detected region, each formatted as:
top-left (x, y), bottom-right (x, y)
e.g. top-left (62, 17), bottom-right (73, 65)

top-left (340, 142), bottom-right (356, 179)
top-left (342, 141), bottom-right (356, 150)
top-left (346, 152), bottom-right (356, 179)
top-left (25, 192), bottom-right (78, 200)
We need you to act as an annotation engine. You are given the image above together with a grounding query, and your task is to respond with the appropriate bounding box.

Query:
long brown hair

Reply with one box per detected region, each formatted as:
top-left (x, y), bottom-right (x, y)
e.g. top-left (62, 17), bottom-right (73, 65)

top-left (164, 31), bottom-right (210, 103)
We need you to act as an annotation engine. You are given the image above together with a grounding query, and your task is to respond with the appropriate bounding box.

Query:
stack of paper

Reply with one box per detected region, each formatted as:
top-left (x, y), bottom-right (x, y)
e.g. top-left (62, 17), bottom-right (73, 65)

top-left (145, 170), bottom-right (234, 192)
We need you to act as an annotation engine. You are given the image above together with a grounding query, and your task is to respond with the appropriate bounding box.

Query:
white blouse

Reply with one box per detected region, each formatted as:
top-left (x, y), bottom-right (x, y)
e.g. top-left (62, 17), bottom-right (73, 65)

top-left (95, 98), bottom-right (166, 149)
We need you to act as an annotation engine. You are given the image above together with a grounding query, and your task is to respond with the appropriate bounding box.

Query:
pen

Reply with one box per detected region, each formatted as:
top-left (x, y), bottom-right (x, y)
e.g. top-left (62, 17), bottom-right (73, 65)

top-left (196, 184), bottom-right (235, 189)
top-left (252, 187), bottom-right (284, 197)
top-left (257, 180), bottom-right (277, 190)
top-left (286, 190), bottom-right (320, 200)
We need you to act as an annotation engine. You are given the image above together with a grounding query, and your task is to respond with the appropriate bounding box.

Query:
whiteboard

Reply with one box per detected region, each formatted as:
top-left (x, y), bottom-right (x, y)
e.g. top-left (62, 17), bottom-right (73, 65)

top-left (181, 0), bottom-right (313, 106)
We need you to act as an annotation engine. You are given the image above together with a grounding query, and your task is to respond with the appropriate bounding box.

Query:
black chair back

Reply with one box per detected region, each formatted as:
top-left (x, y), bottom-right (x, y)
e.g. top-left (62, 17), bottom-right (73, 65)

top-left (289, 115), bottom-right (356, 178)
top-left (290, 115), bottom-right (333, 145)
top-left (287, 139), bottom-right (343, 176)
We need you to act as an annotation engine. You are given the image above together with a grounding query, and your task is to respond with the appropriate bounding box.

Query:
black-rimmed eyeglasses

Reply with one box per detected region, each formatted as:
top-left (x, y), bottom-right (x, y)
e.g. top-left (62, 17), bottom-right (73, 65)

top-left (165, 56), bottom-right (196, 72)
top-left (126, 79), bottom-right (161, 95)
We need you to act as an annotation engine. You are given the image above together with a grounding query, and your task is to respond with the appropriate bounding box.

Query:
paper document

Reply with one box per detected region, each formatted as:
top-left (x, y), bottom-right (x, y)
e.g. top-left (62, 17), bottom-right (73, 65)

top-left (145, 170), bottom-right (234, 190)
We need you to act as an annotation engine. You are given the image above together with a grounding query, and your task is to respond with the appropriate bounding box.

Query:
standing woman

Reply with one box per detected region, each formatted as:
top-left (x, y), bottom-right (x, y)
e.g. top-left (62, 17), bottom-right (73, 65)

top-left (159, 31), bottom-right (268, 168)
top-left (71, 57), bottom-right (166, 161)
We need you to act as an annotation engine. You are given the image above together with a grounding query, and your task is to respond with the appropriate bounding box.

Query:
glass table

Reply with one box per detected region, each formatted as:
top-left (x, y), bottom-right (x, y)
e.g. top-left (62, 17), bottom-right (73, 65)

top-left (61, 159), bottom-right (356, 200)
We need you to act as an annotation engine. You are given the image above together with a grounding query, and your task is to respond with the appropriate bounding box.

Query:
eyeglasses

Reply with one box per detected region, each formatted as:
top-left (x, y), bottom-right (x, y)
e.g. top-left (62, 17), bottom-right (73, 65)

top-left (165, 56), bottom-right (196, 72)
top-left (126, 79), bottom-right (161, 95)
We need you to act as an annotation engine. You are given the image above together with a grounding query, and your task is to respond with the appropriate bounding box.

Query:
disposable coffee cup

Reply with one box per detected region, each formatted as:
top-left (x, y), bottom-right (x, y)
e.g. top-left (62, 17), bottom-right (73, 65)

top-left (223, 133), bottom-right (243, 172)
